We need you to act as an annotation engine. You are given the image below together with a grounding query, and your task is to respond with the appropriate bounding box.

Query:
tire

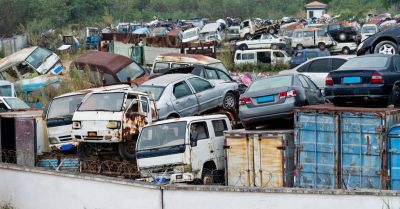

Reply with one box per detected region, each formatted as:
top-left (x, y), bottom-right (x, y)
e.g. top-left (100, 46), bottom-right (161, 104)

top-left (242, 122), bottom-right (256, 130)
top-left (374, 40), bottom-right (398, 55)
top-left (318, 42), bottom-right (326, 50)
top-left (268, 28), bottom-right (276, 34)
top-left (118, 139), bottom-right (137, 160)
top-left (239, 44), bottom-right (248, 50)
top-left (244, 33), bottom-right (252, 40)
top-left (201, 167), bottom-right (214, 185)
top-left (296, 44), bottom-right (303, 50)
top-left (222, 92), bottom-right (236, 110)
top-left (342, 47), bottom-right (350, 55)
top-left (77, 143), bottom-right (97, 161)
top-left (389, 85), bottom-right (400, 107)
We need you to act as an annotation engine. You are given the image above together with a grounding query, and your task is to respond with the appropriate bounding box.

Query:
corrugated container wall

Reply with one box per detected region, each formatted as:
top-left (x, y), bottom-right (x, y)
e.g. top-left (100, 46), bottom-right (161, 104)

top-left (388, 125), bottom-right (400, 190)
top-left (295, 104), bottom-right (400, 190)
top-left (224, 130), bottom-right (294, 188)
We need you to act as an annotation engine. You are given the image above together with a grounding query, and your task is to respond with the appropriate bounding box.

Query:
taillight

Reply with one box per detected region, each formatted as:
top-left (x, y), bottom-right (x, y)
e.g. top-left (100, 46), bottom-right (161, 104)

top-left (371, 72), bottom-right (384, 84)
top-left (326, 73), bottom-right (333, 86)
top-left (279, 90), bottom-right (297, 100)
top-left (239, 97), bottom-right (251, 105)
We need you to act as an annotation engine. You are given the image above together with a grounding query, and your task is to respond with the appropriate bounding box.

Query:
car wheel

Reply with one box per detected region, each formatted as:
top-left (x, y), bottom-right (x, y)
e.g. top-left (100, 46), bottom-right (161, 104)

top-left (223, 92), bottom-right (236, 110)
top-left (339, 33), bottom-right (346, 41)
top-left (118, 140), bottom-right (137, 160)
top-left (244, 33), bottom-right (252, 40)
top-left (243, 122), bottom-right (256, 130)
top-left (268, 28), bottom-right (276, 34)
top-left (342, 47), bottom-right (350, 54)
top-left (374, 40), bottom-right (398, 55)
top-left (201, 168), bottom-right (214, 185)
top-left (239, 44), bottom-right (248, 50)
top-left (318, 42), bottom-right (326, 50)
top-left (296, 44), bottom-right (303, 50)
top-left (389, 85), bottom-right (400, 107)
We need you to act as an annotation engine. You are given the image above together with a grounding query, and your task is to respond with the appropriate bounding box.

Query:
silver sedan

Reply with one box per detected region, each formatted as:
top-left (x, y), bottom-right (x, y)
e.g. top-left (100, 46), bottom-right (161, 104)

top-left (137, 74), bottom-right (239, 120)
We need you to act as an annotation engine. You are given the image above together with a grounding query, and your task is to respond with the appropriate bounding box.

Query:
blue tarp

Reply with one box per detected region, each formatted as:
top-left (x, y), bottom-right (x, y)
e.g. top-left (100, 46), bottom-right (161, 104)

top-left (133, 27), bottom-right (149, 35)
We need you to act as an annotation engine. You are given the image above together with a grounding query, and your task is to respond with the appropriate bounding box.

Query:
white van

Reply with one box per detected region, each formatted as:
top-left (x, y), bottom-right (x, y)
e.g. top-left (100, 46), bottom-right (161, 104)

top-left (234, 49), bottom-right (291, 65)
top-left (136, 115), bottom-right (232, 184)
top-left (182, 27), bottom-right (200, 43)
top-left (46, 84), bottom-right (130, 151)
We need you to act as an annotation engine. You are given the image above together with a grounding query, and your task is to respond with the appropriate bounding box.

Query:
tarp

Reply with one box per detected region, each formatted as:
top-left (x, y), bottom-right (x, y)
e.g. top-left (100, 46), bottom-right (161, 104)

top-left (133, 27), bottom-right (150, 35)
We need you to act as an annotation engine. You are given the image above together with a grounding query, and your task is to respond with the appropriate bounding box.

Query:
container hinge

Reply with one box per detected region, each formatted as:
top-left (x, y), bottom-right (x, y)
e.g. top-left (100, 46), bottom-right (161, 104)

top-left (223, 145), bottom-right (231, 149)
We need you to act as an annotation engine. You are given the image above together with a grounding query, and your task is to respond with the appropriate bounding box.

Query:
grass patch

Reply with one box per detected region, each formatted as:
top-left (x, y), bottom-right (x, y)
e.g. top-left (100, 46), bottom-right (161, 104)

top-left (233, 62), bottom-right (290, 74)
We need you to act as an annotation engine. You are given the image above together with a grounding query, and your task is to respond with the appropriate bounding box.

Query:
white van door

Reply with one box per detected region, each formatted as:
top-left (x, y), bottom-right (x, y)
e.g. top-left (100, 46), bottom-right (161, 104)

top-left (190, 121), bottom-right (213, 175)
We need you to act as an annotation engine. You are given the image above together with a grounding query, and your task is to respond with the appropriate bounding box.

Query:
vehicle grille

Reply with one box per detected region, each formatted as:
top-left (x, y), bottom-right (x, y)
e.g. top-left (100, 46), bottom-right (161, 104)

top-left (59, 135), bottom-right (72, 142)
top-left (83, 136), bottom-right (104, 140)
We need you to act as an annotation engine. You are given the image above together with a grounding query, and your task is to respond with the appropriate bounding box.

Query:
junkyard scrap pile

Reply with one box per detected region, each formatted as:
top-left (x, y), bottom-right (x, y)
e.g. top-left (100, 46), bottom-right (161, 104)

top-left (1, 1), bottom-right (400, 192)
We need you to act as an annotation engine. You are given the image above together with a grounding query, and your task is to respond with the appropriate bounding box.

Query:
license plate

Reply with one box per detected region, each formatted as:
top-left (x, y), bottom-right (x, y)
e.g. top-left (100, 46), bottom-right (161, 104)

top-left (60, 144), bottom-right (73, 151)
top-left (176, 175), bottom-right (182, 179)
top-left (88, 132), bottom-right (97, 137)
top-left (256, 95), bottom-right (274, 103)
top-left (343, 77), bottom-right (361, 84)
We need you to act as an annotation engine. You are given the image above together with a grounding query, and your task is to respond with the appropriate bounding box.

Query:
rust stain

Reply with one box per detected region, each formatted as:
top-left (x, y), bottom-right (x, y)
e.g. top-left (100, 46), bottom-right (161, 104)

top-left (123, 112), bottom-right (147, 141)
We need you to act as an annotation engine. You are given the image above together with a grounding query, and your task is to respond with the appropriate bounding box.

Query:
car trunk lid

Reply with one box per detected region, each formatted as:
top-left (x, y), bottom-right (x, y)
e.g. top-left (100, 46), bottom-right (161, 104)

top-left (240, 86), bottom-right (292, 107)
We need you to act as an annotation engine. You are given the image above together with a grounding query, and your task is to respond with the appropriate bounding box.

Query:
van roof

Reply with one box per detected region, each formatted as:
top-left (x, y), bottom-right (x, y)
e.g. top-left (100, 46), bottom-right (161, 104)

top-left (150, 114), bottom-right (229, 125)
top-left (0, 46), bottom-right (38, 71)
top-left (154, 53), bottom-right (220, 65)
top-left (53, 84), bottom-right (131, 99)
top-left (235, 49), bottom-right (287, 53)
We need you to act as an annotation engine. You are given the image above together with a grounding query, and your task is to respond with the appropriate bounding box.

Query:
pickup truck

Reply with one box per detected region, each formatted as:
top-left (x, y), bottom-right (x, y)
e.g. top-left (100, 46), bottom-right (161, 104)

top-left (136, 115), bottom-right (232, 184)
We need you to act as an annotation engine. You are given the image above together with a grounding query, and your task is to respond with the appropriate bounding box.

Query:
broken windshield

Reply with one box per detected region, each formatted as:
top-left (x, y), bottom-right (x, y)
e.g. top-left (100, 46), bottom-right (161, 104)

top-left (78, 92), bottom-right (125, 112)
top-left (137, 121), bottom-right (187, 151)
top-left (3, 97), bottom-right (30, 109)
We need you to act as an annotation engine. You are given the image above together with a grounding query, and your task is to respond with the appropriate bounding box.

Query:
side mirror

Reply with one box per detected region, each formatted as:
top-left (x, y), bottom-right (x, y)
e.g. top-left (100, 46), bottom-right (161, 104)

top-left (127, 77), bottom-right (131, 83)
top-left (190, 132), bottom-right (198, 147)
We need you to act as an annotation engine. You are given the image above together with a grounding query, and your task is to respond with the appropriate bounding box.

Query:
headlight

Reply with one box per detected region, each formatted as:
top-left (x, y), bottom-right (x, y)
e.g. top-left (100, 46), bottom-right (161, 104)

top-left (72, 121), bottom-right (81, 129)
top-left (106, 121), bottom-right (121, 129)
top-left (49, 137), bottom-right (59, 144)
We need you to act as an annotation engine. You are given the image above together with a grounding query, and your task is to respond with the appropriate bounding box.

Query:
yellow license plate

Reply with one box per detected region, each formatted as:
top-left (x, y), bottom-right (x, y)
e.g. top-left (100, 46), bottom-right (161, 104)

top-left (88, 132), bottom-right (97, 137)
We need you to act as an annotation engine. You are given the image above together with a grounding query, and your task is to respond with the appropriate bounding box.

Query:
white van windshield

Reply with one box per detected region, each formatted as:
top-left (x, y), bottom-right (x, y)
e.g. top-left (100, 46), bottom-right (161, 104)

top-left (137, 121), bottom-right (187, 150)
top-left (48, 94), bottom-right (86, 119)
top-left (78, 92), bottom-right (125, 112)
top-left (26, 47), bottom-right (52, 69)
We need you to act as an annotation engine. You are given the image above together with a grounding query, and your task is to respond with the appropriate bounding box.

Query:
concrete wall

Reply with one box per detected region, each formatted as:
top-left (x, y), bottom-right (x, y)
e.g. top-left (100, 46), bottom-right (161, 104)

top-left (0, 163), bottom-right (400, 209)
top-left (0, 35), bottom-right (28, 56)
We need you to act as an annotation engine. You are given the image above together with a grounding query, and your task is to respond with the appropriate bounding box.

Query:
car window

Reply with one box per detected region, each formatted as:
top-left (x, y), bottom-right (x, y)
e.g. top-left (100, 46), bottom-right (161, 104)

top-left (257, 51), bottom-right (271, 64)
top-left (216, 70), bottom-right (231, 81)
top-left (187, 77), bottom-right (213, 93)
top-left (140, 97), bottom-right (149, 113)
top-left (236, 53), bottom-right (241, 60)
top-left (242, 53), bottom-right (254, 60)
top-left (1, 67), bottom-right (19, 82)
top-left (212, 120), bottom-right (228, 137)
top-left (153, 62), bottom-right (170, 73)
top-left (304, 31), bottom-right (314, 37)
top-left (273, 52), bottom-right (285, 58)
top-left (298, 75), bottom-right (310, 88)
top-left (296, 62), bottom-right (310, 73)
top-left (304, 76), bottom-right (318, 90)
top-left (394, 57), bottom-right (400, 72)
top-left (308, 59), bottom-right (330, 73)
top-left (316, 30), bottom-right (328, 37)
top-left (331, 58), bottom-right (347, 71)
top-left (103, 73), bottom-right (117, 85)
top-left (205, 69), bottom-right (218, 79)
top-left (171, 63), bottom-right (189, 68)
top-left (173, 81), bottom-right (193, 99)
top-left (191, 122), bottom-right (209, 140)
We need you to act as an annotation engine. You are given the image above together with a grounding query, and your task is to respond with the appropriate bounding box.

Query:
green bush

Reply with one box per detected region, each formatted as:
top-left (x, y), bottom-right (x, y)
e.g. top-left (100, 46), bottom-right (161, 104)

top-left (233, 62), bottom-right (291, 74)
top-left (0, 47), bottom-right (4, 58)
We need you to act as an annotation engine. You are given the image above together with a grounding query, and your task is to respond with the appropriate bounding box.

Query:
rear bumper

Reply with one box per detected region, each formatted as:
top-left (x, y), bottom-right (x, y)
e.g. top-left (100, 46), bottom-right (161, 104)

top-left (325, 85), bottom-right (390, 100)
top-left (239, 99), bottom-right (295, 124)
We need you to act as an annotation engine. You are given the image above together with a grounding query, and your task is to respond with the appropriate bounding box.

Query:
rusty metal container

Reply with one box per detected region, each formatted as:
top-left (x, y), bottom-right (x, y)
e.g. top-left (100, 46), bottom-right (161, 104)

top-left (295, 104), bottom-right (400, 190)
top-left (224, 130), bottom-right (294, 188)
top-left (0, 110), bottom-right (49, 166)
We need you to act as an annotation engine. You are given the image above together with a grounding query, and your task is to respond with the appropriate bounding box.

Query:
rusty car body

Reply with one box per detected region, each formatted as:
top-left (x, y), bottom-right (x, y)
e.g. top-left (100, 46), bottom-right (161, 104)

top-left (71, 88), bottom-right (153, 160)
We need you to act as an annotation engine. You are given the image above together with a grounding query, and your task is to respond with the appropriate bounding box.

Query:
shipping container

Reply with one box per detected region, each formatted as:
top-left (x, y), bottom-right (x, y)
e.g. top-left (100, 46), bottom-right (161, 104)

top-left (224, 130), bottom-right (294, 188)
top-left (295, 110), bottom-right (339, 189)
top-left (388, 125), bottom-right (400, 190)
top-left (295, 104), bottom-right (400, 190)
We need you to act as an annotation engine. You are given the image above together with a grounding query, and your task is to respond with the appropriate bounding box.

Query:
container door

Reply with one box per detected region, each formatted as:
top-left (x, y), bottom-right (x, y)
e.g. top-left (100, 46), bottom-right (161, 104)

top-left (295, 112), bottom-right (338, 189)
top-left (341, 112), bottom-right (383, 189)
top-left (225, 133), bottom-right (254, 187)
top-left (253, 134), bottom-right (284, 188)
top-left (388, 126), bottom-right (400, 190)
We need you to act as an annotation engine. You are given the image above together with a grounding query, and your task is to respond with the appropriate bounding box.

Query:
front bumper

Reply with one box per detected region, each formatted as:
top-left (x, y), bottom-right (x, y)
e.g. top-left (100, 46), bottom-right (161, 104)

top-left (50, 142), bottom-right (79, 151)
top-left (72, 129), bottom-right (122, 143)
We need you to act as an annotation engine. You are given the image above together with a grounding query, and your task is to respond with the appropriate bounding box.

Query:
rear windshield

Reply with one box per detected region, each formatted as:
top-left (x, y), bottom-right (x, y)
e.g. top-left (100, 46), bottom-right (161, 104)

top-left (248, 75), bottom-right (293, 92)
top-left (339, 57), bottom-right (389, 69)
top-left (362, 26), bottom-right (377, 33)
top-left (137, 85), bottom-right (165, 101)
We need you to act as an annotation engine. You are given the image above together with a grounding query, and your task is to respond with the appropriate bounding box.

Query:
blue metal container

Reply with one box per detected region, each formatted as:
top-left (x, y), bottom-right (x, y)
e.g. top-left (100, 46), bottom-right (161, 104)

top-left (388, 125), bottom-right (400, 190)
top-left (295, 111), bottom-right (339, 189)
top-left (295, 104), bottom-right (400, 190)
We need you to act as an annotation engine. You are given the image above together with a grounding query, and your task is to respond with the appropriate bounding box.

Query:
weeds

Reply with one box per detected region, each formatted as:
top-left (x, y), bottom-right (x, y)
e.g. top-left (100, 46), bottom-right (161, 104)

top-left (0, 47), bottom-right (4, 58)
top-left (233, 62), bottom-right (290, 74)
top-left (0, 202), bottom-right (14, 209)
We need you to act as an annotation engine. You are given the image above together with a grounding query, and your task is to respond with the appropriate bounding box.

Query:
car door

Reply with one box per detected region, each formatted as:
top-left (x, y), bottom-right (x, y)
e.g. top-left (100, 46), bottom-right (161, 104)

top-left (303, 31), bottom-right (314, 47)
top-left (171, 81), bottom-right (199, 117)
top-left (301, 58), bottom-right (331, 89)
top-left (189, 121), bottom-right (212, 172)
top-left (303, 75), bottom-right (324, 104)
top-left (261, 34), bottom-right (271, 48)
top-left (298, 74), bottom-right (318, 104)
top-left (187, 77), bottom-right (220, 113)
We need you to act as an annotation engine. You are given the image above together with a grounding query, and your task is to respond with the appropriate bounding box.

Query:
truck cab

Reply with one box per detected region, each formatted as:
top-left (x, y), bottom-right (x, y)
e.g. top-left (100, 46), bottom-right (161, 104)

top-left (136, 115), bottom-right (232, 184)
top-left (72, 89), bottom-right (153, 160)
